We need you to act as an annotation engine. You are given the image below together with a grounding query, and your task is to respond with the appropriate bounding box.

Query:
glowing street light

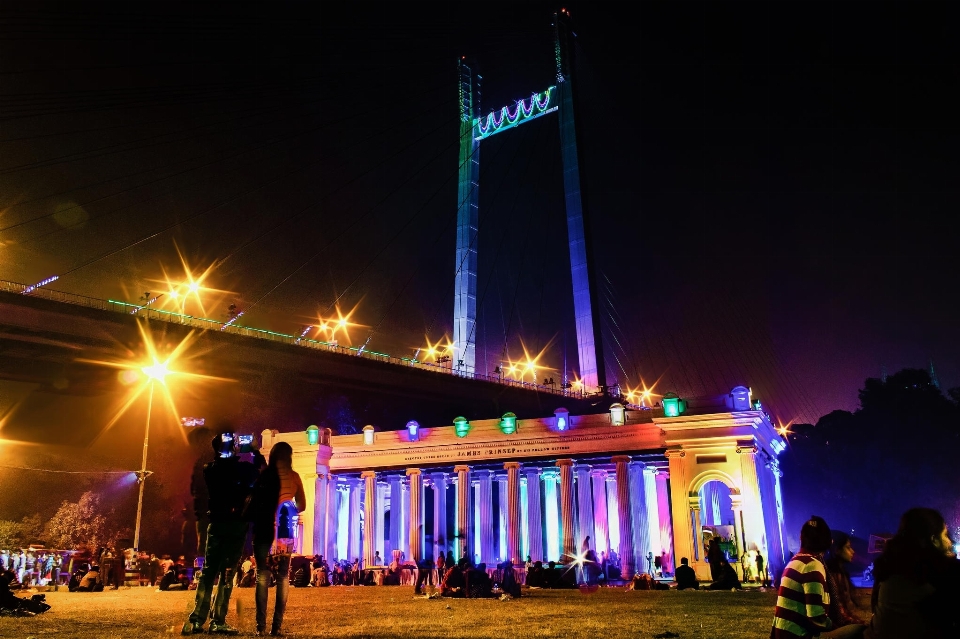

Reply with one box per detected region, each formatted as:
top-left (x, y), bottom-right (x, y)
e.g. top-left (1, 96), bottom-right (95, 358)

top-left (79, 320), bottom-right (231, 551)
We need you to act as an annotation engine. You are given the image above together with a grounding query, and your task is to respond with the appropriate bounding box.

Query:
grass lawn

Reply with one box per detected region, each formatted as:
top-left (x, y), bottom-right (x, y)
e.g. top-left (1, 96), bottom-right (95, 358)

top-left (1, 584), bottom-right (779, 639)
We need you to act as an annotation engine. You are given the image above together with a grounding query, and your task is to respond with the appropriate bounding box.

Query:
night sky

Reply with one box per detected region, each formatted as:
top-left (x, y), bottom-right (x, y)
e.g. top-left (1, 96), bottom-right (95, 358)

top-left (2, 0), bottom-right (958, 433)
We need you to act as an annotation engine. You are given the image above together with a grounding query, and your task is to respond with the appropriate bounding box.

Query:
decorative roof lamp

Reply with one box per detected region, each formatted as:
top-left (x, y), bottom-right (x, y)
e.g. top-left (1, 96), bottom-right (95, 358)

top-left (554, 407), bottom-right (570, 431)
top-left (362, 424), bottom-right (375, 446)
top-left (730, 385), bottom-right (751, 411)
top-left (453, 416), bottom-right (470, 438)
top-left (306, 424), bottom-right (320, 445)
top-left (609, 402), bottom-right (626, 426)
top-left (661, 392), bottom-right (684, 417)
top-left (499, 412), bottom-right (518, 435)
top-left (406, 420), bottom-right (420, 442)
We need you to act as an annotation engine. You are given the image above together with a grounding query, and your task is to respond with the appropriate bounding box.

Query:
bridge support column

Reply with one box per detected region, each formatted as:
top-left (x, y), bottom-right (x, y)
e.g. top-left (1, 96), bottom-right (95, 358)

top-left (454, 465), bottom-right (471, 562)
top-left (557, 459), bottom-right (576, 563)
top-left (590, 469), bottom-right (609, 556)
top-left (505, 462), bottom-right (521, 564)
top-left (407, 468), bottom-right (423, 563)
top-left (525, 468), bottom-right (543, 562)
top-left (613, 455), bottom-right (634, 578)
top-left (361, 471), bottom-right (378, 568)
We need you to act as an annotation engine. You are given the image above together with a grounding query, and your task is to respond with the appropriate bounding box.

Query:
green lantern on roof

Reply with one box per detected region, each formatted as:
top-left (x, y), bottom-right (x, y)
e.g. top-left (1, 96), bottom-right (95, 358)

top-left (662, 392), bottom-right (684, 417)
top-left (306, 424), bottom-right (320, 445)
top-left (453, 416), bottom-right (470, 438)
top-left (499, 412), bottom-right (517, 435)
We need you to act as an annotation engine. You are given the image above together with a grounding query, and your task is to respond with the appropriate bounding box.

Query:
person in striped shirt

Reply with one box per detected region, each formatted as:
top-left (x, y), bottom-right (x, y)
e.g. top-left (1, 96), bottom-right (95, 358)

top-left (771, 516), bottom-right (866, 638)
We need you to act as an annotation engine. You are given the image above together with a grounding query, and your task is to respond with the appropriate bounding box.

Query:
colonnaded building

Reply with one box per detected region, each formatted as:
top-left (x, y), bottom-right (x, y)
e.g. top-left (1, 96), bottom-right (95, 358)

top-left (259, 386), bottom-right (787, 581)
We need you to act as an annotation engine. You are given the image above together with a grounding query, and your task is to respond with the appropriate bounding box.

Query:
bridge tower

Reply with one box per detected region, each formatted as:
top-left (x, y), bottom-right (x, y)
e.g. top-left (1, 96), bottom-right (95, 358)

top-left (453, 59), bottom-right (481, 377)
top-left (452, 10), bottom-right (606, 393)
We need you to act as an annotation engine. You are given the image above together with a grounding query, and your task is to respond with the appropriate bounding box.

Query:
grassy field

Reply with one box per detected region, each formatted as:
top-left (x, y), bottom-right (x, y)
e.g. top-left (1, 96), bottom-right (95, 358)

top-left (1, 584), bottom-right (781, 639)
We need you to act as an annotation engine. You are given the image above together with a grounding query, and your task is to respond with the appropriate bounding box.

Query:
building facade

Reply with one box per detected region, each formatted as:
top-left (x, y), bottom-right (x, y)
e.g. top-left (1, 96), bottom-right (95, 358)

top-left (260, 389), bottom-right (787, 581)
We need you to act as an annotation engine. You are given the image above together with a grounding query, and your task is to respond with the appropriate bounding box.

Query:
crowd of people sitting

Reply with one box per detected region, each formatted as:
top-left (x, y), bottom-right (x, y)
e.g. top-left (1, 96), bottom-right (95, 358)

top-left (0, 545), bottom-right (198, 593)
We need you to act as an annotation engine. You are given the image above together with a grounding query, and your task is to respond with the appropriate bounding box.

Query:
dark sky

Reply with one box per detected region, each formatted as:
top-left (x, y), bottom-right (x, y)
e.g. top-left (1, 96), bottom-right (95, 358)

top-left (2, 0), bottom-right (958, 428)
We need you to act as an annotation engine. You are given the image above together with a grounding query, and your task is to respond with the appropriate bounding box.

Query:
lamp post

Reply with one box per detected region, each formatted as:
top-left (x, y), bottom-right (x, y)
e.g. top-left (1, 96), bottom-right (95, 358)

top-left (134, 359), bottom-right (168, 551)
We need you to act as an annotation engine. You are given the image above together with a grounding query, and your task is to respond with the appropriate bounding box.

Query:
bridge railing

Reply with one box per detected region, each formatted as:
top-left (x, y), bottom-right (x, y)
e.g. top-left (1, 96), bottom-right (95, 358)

top-left (4, 279), bottom-right (592, 400)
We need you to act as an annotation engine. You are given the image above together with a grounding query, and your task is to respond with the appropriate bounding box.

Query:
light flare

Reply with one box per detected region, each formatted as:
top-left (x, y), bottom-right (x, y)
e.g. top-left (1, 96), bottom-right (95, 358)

top-left (77, 319), bottom-right (233, 446)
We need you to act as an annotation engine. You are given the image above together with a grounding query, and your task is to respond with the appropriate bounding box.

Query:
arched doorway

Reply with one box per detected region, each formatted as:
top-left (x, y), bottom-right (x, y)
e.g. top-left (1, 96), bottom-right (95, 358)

top-left (699, 480), bottom-right (737, 579)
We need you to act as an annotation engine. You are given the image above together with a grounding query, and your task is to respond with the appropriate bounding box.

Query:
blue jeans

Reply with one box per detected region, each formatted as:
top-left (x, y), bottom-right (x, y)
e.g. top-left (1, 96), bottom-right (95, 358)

top-left (254, 541), bottom-right (291, 632)
top-left (188, 521), bottom-right (246, 626)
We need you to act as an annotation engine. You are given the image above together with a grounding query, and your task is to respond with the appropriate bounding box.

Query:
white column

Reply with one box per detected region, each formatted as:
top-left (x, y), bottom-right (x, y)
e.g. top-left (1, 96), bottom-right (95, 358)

top-left (477, 470), bottom-right (495, 564)
top-left (505, 462), bottom-right (521, 565)
top-left (557, 459), bottom-right (576, 563)
top-left (656, 471), bottom-right (675, 574)
top-left (376, 480), bottom-right (386, 560)
top-left (325, 476), bottom-right (338, 561)
top-left (643, 468), bottom-right (661, 569)
top-left (388, 475), bottom-right (402, 559)
top-left (496, 473), bottom-right (508, 562)
top-left (361, 471), bottom-right (377, 568)
top-left (348, 478), bottom-right (362, 563)
top-left (454, 465), bottom-right (471, 561)
top-left (629, 462), bottom-right (650, 574)
top-left (400, 482), bottom-right (410, 557)
top-left (613, 455), bottom-right (634, 577)
top-left (314, 472), bottom-right (329, 561)
top-left (542, 470), bottom-right (560, 561)
top-left (605, 474), bottom-right (620, 552)
top-left (407, 468), bottom-right (423, 563)
top-left (590, 469), bottom-right (610, 555)
top-left (574, 464), bottom-right (594, 554)
top-left (520, 475), bottom-right (530, 561)
top-left (431, 472), bottom-right (448, 562)
top-left (525, 468), bottom-right (543, 562)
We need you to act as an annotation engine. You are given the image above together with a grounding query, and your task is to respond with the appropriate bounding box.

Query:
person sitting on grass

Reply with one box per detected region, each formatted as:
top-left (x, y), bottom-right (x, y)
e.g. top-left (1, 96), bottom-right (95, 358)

top-left (440, 558), bottom-right (467, 598)
top-left (675, 557), bottom-right (699, 590)
top-left (825, 531), bottom-right (869, 629)
top-left (864, 507), bottom-right (959, 639)
top-left (708, 558), bottom-right (743, 590)
top-left (771, 515), bottom-right (864, 638)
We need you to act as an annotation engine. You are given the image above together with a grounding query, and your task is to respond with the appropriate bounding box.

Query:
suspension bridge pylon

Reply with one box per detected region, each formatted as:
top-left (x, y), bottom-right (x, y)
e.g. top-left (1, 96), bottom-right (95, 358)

top-left (453, 9), bottom-right (607, 394)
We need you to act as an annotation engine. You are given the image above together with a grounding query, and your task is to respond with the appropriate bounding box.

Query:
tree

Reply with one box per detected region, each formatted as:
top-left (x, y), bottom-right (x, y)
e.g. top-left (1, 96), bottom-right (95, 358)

top-left (44, 491), bottom-right (116, 550)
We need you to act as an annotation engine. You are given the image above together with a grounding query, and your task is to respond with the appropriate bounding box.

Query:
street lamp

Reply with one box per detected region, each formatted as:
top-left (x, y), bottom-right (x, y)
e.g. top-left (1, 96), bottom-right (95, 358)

top-left (133, 357), bottom-right (169, 551)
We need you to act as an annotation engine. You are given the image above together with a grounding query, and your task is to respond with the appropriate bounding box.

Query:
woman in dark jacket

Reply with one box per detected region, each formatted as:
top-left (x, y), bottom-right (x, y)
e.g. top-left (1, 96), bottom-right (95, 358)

top-left (864, 507), bottom-right (959, 639)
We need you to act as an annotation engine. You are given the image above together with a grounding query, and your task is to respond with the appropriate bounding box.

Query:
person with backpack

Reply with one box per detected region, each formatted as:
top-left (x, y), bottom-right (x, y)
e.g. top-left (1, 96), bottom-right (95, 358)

top-left (246, 441), bottom-right (305, 637)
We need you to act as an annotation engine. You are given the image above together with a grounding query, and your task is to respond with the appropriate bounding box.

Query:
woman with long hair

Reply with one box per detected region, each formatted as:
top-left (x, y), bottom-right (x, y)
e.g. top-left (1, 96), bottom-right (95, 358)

top-left (864, 507), bottom-right (959, 639)
top-left (249, 442), bottom-right (305, 637)
top-left (824, 531), bottom-right (869, 628)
